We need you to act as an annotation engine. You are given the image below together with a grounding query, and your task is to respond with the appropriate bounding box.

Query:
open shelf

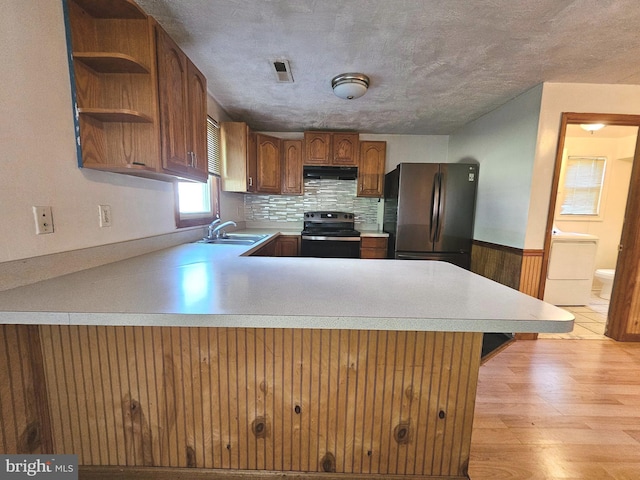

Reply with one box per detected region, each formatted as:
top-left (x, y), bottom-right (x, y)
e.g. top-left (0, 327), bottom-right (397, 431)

top-left (72, 0), bottom-right (146, 19)
top-left (78, 108), bottom-right (153, 123)
top-left (73, 52), bottom-right (150, 74)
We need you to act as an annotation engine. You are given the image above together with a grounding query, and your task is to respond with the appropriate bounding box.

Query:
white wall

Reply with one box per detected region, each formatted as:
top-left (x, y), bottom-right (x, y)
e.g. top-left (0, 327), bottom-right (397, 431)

top-left (525, 83), bottom-right (640, 249)
top-left (447, 85), bottom-right (543, 248)
top-left (360, 134), bottom-right (449, 172)
top-left (0, 1), bottom-right (228, 263)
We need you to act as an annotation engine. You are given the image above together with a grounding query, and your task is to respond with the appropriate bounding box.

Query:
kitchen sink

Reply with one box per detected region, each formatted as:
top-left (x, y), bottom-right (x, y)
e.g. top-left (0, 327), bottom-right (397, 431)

top-left (197, 233), bottom-right (269, 245)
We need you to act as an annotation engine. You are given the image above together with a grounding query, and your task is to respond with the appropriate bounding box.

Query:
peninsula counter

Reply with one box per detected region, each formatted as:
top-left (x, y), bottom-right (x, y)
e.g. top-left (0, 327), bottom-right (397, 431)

top-left (0, 240), bottom-right (573, 480)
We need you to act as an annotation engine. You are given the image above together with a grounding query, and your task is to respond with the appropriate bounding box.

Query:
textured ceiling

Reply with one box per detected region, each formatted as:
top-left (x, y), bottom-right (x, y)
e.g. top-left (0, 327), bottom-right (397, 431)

top-left (137, 0), bottom-right (640, 135)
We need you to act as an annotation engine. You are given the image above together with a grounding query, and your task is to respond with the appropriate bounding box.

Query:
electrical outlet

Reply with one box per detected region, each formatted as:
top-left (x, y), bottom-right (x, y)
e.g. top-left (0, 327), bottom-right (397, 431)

top-left (99, 205), bottom-right (112, 227)
top-left (33, 206), bottom-right (54, 234)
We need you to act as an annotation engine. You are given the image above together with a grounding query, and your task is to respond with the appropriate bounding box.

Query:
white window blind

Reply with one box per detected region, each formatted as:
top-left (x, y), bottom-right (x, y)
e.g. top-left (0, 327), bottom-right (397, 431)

top-left (177, 116), bottom-right (220, 215)
top-left (207, 117), bottom-right (221, 176)
top-left (560, 156), bottom-right (606, 216)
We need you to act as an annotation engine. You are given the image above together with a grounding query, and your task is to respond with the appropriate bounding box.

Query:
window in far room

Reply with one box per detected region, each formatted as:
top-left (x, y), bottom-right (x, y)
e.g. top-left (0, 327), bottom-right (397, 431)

top-left (174, 117), bottom-right (221, 227)
top-left (559, 156), bottom-right (606, 217)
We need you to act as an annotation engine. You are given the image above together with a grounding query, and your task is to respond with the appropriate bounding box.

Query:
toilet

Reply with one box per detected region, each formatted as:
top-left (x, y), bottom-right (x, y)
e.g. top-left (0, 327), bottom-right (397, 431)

top-left (594, 269), bottom-right (615, 300)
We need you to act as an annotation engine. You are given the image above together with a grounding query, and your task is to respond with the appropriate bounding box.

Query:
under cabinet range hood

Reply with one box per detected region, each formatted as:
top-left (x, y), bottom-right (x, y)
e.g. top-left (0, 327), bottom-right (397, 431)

top-left (303, 166), bottom-right (357, 180)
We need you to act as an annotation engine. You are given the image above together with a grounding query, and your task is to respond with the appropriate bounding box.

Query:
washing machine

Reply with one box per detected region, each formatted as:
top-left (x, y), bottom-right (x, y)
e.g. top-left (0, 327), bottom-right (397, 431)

top-left (543, 232), bottom-right (598, 306)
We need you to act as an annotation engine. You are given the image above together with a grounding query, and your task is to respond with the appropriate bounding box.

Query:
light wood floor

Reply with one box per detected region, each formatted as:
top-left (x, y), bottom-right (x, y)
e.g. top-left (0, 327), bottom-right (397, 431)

top-left (468, 338), bottom-right (640, 479)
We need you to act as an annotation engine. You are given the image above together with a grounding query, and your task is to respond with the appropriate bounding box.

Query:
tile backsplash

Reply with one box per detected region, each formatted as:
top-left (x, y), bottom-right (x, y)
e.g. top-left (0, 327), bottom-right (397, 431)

top-left (244, 179), bottom-right (379, 225)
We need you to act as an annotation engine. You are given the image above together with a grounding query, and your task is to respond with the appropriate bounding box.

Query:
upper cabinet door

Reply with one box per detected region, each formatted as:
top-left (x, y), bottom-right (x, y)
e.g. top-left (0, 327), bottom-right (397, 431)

top-left (282, 140), bottom-right (303, 195)
top-left (186, 60), bottom-right (208, 180)
top-left (304, 131), bottom-right (331, 165)
top-left (256, 133), bottom-right (281, 194)
top-left (332, 133), bottom-right (359, 166)
top-left (358, 141), bottom-right (386, 197)
top-left (221, 122), bottom-right (251, 192)
top-left (156, 26), bottom-right (188, 174)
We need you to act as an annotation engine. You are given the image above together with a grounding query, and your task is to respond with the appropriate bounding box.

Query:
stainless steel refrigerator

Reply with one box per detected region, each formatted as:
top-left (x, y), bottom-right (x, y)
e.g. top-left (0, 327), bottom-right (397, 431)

top-left (383, 162), bottom-right (478, 269)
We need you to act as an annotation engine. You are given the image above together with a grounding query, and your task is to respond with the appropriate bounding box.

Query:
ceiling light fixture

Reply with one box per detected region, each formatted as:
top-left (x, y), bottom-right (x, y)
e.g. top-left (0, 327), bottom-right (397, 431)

top-left (580, 123), bottom-right (606, 132)
top-left (331, 73), bottom-right (370, 100)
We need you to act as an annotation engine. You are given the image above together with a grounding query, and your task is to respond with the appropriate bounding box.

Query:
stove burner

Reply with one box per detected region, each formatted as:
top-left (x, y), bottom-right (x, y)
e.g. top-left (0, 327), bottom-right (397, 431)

top-left (301, 211), bottom-right (360, 237)
top-left (301, 211), bottom-right (361, 257)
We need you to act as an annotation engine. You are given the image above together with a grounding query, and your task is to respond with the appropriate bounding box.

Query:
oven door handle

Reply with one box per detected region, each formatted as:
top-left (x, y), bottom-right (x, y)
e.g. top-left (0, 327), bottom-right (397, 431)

top-left (301, 235), bottom-right (361, 241)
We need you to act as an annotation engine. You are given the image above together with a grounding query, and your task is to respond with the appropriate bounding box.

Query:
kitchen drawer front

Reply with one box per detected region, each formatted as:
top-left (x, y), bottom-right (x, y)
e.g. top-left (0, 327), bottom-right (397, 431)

top-left (360, 236), bottom-right (388, 259)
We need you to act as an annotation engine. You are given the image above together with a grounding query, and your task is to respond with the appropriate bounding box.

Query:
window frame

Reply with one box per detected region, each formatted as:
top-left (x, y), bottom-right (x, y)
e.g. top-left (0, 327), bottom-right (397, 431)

top-left (557, 155), bottom-right (607, 220)
top-left (174, 117), bottom-right (221, 228)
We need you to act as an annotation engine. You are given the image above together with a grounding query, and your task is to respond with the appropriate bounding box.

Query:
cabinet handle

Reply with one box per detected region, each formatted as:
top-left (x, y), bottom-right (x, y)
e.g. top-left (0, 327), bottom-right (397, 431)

top-left (248, 176), bottom-right (253, 187)
top-left (187, 152), bottom-right (195, 167)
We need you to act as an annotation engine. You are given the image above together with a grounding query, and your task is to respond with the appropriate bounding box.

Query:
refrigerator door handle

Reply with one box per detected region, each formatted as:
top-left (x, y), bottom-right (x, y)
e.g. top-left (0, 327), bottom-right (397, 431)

top-left (435, 172), bottom-right (444, 242)
top-left (430, 172), bottom-right (440, 243)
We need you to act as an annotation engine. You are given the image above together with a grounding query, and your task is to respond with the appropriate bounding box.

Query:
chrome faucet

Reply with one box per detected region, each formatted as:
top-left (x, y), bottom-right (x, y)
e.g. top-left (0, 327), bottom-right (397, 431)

top-left (207, 218), bottom-right (221, 239)
top-left (210, 220), bottom-right (237, 239)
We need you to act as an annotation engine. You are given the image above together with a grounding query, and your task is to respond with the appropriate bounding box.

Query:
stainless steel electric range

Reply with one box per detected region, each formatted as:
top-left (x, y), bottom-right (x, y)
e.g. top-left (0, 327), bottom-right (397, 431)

top-left (300, 211), bottom-right (361, 258)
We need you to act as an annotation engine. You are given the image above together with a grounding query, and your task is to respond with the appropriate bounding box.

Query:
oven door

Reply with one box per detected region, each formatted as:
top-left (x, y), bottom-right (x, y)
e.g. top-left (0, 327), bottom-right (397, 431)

top-left (301, 236), bottom-right (361, 258)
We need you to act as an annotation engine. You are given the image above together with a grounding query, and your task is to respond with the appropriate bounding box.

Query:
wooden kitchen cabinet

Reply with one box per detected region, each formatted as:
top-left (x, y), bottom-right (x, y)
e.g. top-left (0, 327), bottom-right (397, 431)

top-left (332, 132), bottom-right (359, 166)
top-left (187, 61), bottom-right (208, 179)
top-left (221, 123), bottom-right (282, 194)
top-left (66, 0), bottom-right (207, 182)
top-left (220, 122), bottom-right (256, 192)
top-left (250, 239), bottom-right (277, 256)
top-left (360, 236), bottom-right (388, 258)
top-left (255, 134), bottom-right (281, 194)
top-left (275, 235), bottom-right (300, 256)
top-left (251, 235), bottom-right (300, 257)
top-left (303, 131), bottom-right (359, 166)
top-left (156, 24), bottom-right (208, 182)
top-left (358, 140), bottom-right (386, 197)
top-left (281, 140), bottom-right (303, 195)
top-left (66, 0), bottom-right (161, 178)
top-left (303, 131), bottom-right (331, 165)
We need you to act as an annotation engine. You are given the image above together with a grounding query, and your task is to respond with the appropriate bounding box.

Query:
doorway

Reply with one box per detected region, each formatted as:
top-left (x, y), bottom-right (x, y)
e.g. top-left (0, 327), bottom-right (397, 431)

top-left (539, 113), bottom-right (640, 341)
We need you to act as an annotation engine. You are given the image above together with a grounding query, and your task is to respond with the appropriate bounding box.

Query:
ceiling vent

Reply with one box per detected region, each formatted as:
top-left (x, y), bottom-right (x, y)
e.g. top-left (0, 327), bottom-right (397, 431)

top-left (272, 60), bottom-right (294, 83)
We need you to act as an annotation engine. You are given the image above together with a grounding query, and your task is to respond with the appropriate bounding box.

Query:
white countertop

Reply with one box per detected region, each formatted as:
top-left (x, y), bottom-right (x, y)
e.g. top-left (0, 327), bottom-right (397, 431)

top-left (0, 237), bottom-right (573, 332)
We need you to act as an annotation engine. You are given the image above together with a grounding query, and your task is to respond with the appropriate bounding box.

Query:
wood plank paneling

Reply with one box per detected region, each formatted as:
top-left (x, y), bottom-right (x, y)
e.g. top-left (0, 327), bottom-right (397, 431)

top-left (519, 252), bottom-right (544, 299)
top-left (471, 241), bottom-right (523, 290)
top-left (2, 326), bottom-right (482, 479)
top-left (471, 242), bottom-right (544, 299)
top-left (0, 325), bottom-right (52, 455)
top-left (471, 242), bottom-right (544, 340)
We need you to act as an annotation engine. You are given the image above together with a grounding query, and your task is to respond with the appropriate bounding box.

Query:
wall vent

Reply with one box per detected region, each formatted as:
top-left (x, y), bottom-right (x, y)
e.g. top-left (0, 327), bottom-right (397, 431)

top-left (272, 59), bottom-right (294, 83)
